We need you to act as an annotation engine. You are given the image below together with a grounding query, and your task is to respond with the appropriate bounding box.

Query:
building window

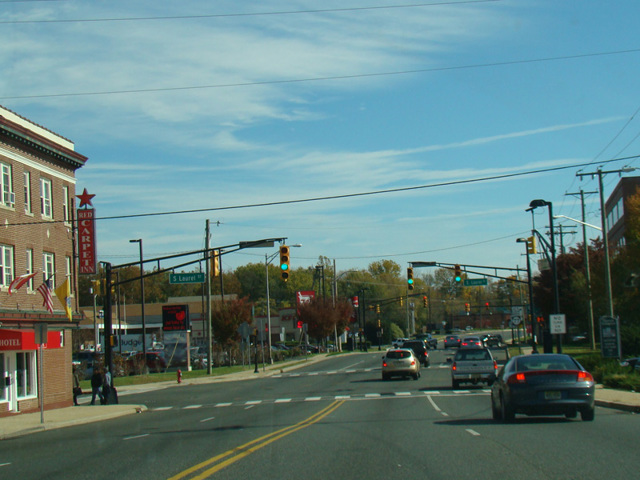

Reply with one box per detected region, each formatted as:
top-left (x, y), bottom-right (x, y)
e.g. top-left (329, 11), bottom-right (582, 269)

top-left (26, 248), bottom-right (35, 292)
top-left (62, 185), bottom-right (70, 224)
top-left (43, 251), bottom-right (55, 284)
top-left (16, 351), bottom-right (37, 398)
top-left (0, 244), bottom-right (14, 288)
top-left (40, 177), bottom-right (52, 218)
top-left (24, 171), bottom-right (32, 214)
top-left (1, 161), bottom-right (15, 208)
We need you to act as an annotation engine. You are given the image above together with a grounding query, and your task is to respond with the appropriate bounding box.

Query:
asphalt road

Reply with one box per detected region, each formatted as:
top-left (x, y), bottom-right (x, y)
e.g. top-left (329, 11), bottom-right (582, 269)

top-left (2, 349), bottom-right (638, 480)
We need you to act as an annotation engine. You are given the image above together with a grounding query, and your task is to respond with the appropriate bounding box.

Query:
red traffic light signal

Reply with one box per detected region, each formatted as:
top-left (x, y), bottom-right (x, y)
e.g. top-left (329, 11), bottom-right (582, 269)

top-left (423, 296), bottom-right (428, 307)
top-left (296, 320), bottom-right (303, 329)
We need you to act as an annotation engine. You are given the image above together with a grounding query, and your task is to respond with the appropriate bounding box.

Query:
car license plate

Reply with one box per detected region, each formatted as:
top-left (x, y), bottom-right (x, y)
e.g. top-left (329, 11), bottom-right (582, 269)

top-left (544, 391), bottom-right (562, 400)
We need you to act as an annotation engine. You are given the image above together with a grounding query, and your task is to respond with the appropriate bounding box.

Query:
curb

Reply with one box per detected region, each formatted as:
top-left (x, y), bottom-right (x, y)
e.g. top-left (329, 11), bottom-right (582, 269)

top-left (595, 400), bottom-right (640, 414)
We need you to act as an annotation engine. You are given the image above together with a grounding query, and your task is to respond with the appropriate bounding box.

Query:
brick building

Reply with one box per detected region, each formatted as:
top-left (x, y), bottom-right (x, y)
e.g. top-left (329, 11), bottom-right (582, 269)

top-left (605, 176), bottom-right (640, 249)
top-left (0, 105), bottom-right (87, 416)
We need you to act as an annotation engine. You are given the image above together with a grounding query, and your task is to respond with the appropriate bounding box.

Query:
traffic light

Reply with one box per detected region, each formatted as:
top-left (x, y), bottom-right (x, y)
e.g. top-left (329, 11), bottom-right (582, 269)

top-left (485, 302), bottom-right (490, 313)
top-left (454, 264), bottom-right (462, 283)
top-left (465, 303), bottom-right (470, 314)
top-left (211, 250), bottom-right (220, 277)
top-left (423, 296), bottom-right (428, 307)
top-left (527, 236), bottom-right (537, 254)
top-left (279, 245), bottom-right (290, 281)
top-left (376, 304), bottom-right (380, 314)
top-left (296, 320), bottom-right (303, 329)
top-left (407, 267), bottom-right (414, 290)
top-left (377, 318), bottom-right (381, 328)
top-left (399, 297), bottom-right (403, 307)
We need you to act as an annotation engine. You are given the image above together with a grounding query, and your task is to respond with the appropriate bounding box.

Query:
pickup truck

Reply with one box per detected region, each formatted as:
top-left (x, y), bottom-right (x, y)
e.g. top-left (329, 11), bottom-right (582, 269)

top-left (450, 347), bottom-right (498, 389)
top-left (414, 333), bottom-right (438, 350)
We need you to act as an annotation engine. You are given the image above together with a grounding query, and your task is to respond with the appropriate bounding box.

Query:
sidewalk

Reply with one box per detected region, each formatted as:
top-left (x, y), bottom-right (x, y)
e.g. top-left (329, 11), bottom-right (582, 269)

top-left (0, 353), bottom-right (329, 440)
top-left (2, 353), bottom-right (639, 440)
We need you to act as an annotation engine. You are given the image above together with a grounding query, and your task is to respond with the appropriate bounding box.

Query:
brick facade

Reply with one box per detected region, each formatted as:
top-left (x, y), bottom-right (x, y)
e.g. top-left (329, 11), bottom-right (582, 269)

top-left (0, 106), bottom-right (87, 417)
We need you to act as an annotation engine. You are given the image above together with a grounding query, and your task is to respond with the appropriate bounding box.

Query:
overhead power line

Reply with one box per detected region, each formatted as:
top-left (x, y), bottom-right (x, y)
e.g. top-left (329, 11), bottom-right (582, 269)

top-left (2, 48), bottom-right (640, 101)
top-left (5, 154), bottom-right (639, 228)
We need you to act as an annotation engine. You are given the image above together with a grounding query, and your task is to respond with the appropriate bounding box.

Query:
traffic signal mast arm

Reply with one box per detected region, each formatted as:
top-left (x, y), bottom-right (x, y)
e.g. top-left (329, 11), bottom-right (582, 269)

top-left (410, 262), bottom-right (528, 284)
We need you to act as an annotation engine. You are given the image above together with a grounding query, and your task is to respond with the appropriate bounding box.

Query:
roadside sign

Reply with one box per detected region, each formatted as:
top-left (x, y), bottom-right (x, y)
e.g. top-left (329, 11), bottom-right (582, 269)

top-left (549, 314), bottom-right (566, 334)
top-left (464, 278), bottom-right (487, 286)
top-left (600, 316), bottom-right (621, 358)
top-left (169, 272), bottom-right (205, 284)
top-left (511, 306), bottom-right (524, 326)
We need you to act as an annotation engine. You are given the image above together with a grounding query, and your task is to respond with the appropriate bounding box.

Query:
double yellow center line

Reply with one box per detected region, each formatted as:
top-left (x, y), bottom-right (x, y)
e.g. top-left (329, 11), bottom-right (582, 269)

top-left (168, 400), bottom-right (344, 480)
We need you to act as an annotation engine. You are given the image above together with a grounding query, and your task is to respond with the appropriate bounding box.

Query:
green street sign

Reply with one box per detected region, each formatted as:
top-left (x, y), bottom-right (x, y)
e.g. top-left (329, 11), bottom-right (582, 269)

top-left (464, 278), bottom-right (487, 286)
top-left (169, 272), bottom-right (205, 284)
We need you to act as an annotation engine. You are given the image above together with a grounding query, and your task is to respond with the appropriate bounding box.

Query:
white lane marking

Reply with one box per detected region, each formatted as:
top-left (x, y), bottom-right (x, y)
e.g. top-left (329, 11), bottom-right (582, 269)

top-left (345, 370), bottom-right (356, 373)
top-left (153, 406), bottom-right (173, 411)
top-left (335, 395), bottom-right (350, 400)
top-left (341, 361), bottom-right (364, 370)
top-left (215, 403), bottom-right (232, 407)
top-left (305, 397), bottom-right (322, 401)
top-left (200, 417), bottom-right (216, 423)
top-left (0, 463), bottom-right (11, 467)
top-left (124, 434), bottom-right (149, 441)
top-left (365, 393), bottom-right (381, 398)
top-left (453, 390), bottom-right (470, 394)
top-left (184, 405), bottom-right (202, 409)
top-left (309, 372), bottom-right (319, 376)
top-left (466, 429), bottom-right (481, 436)
top-left (290, 373), bottom-right (300, 377)
top-left (395, 392), bottom-right (411, 396)
top-left (426, 395), bottom-right (442, 412)
top-left (440, 412), bottom-right (449, 417)
top-left (423, 391), bottom-right (440, 395)
top-left (245, 400), bottom-right (262, 405)
top-left (245, 405), bottom-right (255, 410)
top-left (327, 371), bottom-right (338, 374)
top-left (275, 398), bottom-right (292, 403)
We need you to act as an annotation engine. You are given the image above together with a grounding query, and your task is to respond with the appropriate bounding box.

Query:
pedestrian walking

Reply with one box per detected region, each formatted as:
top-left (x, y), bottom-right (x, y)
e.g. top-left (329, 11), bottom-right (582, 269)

top-left (102, 368), bottom-right (112, 405)
top-left (72, 367), bottom-right (82, 406)
top-left (90, 368), bottom-right (104, 405)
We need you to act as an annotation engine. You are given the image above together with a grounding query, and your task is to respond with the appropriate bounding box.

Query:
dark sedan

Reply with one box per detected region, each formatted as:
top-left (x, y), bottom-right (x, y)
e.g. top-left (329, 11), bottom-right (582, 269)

top-left (491, 354), bottom-right (595, 422)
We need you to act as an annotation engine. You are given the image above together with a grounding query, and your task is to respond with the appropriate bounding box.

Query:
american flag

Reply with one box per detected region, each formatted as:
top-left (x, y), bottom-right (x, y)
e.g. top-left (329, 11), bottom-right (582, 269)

top-left (37, 279), bottom-right (54, 314)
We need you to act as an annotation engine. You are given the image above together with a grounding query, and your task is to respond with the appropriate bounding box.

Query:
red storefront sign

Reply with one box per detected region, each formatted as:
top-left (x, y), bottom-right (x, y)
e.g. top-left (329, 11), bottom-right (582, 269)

top-left (296, 291), bottom-right (315, 306)
top-left (77, 208), bottom-right (97, 274)
top-left (0, 329), bottom-right (63, 351)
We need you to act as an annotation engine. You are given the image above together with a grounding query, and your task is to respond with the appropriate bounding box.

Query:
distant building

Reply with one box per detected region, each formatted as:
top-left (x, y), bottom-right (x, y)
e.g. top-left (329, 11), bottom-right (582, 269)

top-left (605, 176), bottom-right (640, 249)
top-left (0, 105), bottom-right (87, 416)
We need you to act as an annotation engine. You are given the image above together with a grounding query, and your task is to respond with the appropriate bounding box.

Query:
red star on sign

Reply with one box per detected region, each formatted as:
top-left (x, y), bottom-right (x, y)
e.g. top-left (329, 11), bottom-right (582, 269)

top-left (76, 188), bottom-right (95, 208)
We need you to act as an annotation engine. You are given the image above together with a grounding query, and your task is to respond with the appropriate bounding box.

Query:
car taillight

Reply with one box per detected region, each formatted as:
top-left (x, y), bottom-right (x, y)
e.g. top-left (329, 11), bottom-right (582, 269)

top-left (493, 360), bottom-right (498, 371)
top-left (382, 361), bottom-right (388, 367)
top-left (411, 360), bottom-right (416, 366)
top-left (507, 372), bottom-right (526, 384)
top-left (576, 371), bottom-right (594, 382)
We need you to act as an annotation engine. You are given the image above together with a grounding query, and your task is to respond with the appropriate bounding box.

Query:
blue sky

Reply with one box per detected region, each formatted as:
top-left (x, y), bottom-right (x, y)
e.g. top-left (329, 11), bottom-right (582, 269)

top-left (3, 1), bottom-right (640, 278)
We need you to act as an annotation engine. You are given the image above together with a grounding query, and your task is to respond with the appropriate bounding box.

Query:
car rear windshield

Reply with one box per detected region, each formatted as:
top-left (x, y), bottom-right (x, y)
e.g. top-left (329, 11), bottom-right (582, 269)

top-left (515, 355), bottom-right (578, 371)
top-left (454, 349), bottom-right (492, 361)
top-left (386, 350), bottom-right (412, 359)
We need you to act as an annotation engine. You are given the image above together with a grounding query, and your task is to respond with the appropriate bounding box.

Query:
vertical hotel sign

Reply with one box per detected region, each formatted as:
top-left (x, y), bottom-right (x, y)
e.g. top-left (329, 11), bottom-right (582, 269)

top-left (76, 188), bottom-right (97, 275)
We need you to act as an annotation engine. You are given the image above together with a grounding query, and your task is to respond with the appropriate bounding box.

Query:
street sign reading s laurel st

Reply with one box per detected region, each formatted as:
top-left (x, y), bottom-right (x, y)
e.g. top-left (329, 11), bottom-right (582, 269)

top-left (169, 272), bottom-right (205, 284)
top-left (464, 278), bottom-right (487, 286)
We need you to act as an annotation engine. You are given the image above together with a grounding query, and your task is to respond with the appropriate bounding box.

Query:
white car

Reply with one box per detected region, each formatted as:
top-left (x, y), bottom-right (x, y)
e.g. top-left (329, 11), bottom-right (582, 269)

top-left (392, 338), bottom-right (408, 348)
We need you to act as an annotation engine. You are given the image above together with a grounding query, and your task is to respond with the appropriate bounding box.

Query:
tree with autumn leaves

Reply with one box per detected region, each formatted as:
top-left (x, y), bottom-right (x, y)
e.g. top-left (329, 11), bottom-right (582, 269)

top-left (297, 296), bottom-right (354, 343)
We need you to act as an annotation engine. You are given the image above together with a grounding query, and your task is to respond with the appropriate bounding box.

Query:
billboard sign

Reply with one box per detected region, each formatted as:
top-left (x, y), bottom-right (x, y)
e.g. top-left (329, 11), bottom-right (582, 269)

top-left (162, 304), bottom-right (190, 331)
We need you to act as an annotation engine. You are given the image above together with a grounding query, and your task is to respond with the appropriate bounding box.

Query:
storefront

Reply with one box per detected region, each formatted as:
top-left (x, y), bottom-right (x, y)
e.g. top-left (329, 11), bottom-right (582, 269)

top-left (0, 328), bottom-right (68, 416)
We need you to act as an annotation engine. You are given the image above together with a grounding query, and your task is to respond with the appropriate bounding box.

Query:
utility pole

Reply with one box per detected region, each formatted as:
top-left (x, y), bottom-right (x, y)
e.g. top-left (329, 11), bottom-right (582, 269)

top-left (566, 189), bottom-right (598, 350)
top-left (576, 166), bottom-right (635, 319)
top-left (205, 220), bottom-right (213, 375)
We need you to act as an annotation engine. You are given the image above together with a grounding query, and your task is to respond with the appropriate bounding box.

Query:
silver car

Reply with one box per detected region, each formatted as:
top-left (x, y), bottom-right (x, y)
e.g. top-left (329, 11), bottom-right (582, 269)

top-left (382, 348), bottom-right (421, 380)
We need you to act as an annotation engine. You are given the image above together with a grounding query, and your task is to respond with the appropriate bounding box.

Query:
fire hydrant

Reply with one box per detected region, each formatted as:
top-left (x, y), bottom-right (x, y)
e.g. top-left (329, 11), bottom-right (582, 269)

top-left (177, 369), bottom-right (182, 384)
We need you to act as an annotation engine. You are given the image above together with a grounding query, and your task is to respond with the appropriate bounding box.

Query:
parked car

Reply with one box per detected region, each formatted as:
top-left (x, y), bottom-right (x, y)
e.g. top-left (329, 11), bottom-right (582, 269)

top-left (382, 348), bottom-right (421, 380)
top-left (460, 336), bottom-right (483, 348)
top-left (400, 340), bottom-right (430, 367)
top-left (490, 354), bottom-right (595, 422)
top-left (620, 357), bottom-right (640, 371)
top-left (444, 335), bottom-right (461, 349)
top-left (127, 352), bottom-right (167, 374)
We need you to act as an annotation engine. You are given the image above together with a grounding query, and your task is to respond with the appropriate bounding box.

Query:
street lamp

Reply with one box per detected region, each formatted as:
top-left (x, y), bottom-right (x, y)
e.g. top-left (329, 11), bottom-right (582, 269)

top-left (517, 238), bottom-right (537, 352)
top-left (129, 239), bottom-right (146, 363)
top-left (265, 244), bottom-right (301, 361)
top-left (528, 199), bottom-right (560, 353)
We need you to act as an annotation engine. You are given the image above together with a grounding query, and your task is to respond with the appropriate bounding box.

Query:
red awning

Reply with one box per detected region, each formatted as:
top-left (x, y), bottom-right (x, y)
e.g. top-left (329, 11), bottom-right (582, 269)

top-left (0, 329), bottom-right (63, 351)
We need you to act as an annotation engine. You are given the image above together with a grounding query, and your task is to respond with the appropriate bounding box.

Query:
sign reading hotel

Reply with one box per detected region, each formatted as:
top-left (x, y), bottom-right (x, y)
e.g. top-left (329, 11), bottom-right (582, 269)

top-left (76, 188), bottom-right (97, 275)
